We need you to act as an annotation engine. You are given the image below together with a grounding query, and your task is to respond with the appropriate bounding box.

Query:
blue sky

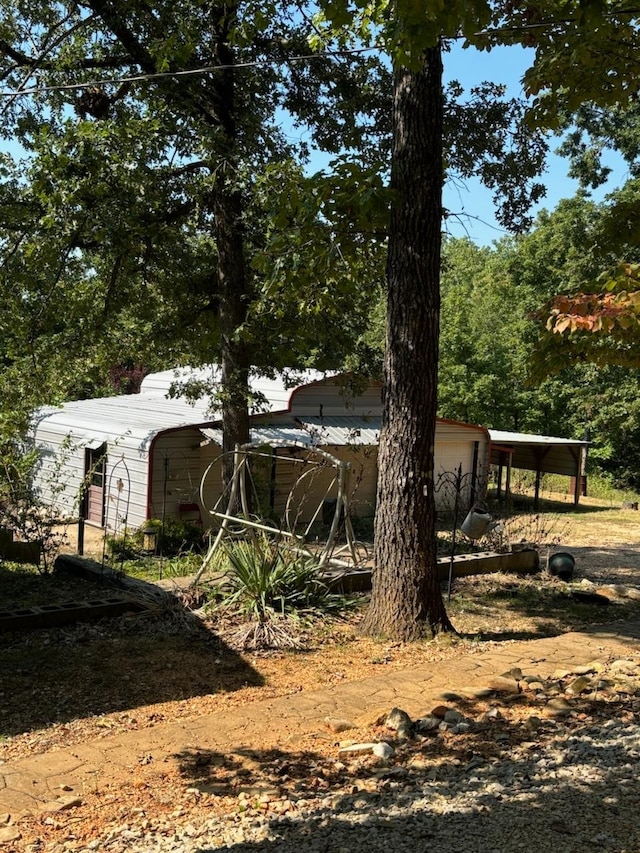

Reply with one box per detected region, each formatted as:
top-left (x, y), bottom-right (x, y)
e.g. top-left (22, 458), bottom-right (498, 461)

top-left (441, 42), bottom-right (629, 245)
top-left (2, 39), bottom-right (629, 249)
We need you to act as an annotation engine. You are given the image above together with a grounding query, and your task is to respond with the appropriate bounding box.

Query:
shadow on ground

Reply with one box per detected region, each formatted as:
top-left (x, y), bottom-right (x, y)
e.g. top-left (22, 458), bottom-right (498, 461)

top-left (0, 603), bottom-right (263, 739)
top-left (447, 565), bottom-right (640, 644)
top-left (170, 689), bottom-right (640, 853)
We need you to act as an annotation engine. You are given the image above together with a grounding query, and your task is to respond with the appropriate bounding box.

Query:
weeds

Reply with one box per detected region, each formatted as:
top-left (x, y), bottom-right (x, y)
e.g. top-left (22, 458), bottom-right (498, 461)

top-left (106, 517), bottom-right (204, 563)
top-left (484, 511), bottom-right (571, 553)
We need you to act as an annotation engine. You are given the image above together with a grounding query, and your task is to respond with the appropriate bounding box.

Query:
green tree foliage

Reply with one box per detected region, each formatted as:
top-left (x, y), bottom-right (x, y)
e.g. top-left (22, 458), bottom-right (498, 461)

top-left (533, 182), bottom-right (640, 370)
top-left (494, 4), bottom-right (640, 383)
top-left (0, 0), bottom-right (390, 453)
top-left (483, 1), bottom-right (640, 121)
top-left (442, 192), bottom-right (640, 491)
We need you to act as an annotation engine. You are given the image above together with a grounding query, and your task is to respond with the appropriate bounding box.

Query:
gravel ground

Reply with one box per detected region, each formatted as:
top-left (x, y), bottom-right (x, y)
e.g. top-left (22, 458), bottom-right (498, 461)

top-left (31, 659), bottom-right (640, 853)
top-left (60, 715), bottom-right (640, 853)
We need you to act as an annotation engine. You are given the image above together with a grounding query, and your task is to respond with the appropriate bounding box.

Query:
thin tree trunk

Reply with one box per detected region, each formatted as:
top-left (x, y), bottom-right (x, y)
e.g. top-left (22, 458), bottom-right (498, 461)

top-left (216, 180), bottom-right (251, 485)
top-left (361, 43), bottom-right (454, 641)
top-left (210, 13), bottom-right (251, 486)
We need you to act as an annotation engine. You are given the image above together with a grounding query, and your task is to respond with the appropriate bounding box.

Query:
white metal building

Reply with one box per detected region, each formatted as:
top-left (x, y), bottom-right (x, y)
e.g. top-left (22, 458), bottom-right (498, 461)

top-left (31, 366), bottom-right (490, 533)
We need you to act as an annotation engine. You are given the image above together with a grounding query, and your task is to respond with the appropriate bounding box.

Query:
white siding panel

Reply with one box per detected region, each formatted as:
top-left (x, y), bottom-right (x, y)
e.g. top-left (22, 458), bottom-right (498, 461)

top-left (289, 383), bottom-right (382, 417)
top-left (32, 419), bottom-right (148, 525)
top-left (149, 429), bottom-right (209, 522)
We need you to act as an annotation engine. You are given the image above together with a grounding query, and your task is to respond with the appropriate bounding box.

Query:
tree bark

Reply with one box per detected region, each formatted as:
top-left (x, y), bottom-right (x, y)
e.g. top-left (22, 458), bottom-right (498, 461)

top-left (210, 10), bottom-right (251, 483)
top-left (361, 44), bottom-right (454, 641)
top-left (216, 175), bottom-right (251, 481)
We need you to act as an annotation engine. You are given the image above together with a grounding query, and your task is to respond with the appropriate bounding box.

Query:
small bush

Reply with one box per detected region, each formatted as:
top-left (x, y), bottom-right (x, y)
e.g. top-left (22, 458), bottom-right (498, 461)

top-left (217, 537), bottom-right (340, 620)
top-left (207, 537), bottom-right (353, 650)
top-left (106, 517), bottom-right (204, 561)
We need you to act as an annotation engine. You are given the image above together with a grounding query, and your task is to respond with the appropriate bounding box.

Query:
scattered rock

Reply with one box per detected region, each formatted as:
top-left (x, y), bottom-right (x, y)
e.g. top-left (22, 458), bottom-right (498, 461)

top-left (39, 795), bottom-right (83, 813)
top-left (398, 722), bottom-right (414, 741)
top-left (324, 717), bottom-right (355, 734)
top-left (385, 708), bottom-right (412, 731)
top-left (337, 743), bottom-right (376, 758)
top-left (0, 826), bottom-right (21, 844)
top-left (501, 667), bottom-right (523, 680)
top-left (443, 709), bottom-right (463, 724)
top-left (372, 742), bottom-right (395, 759)
top-left (483, 707), bottom-right (504, 721)
top-left (566, 676), bottom-right (592, 695)
top-left (488, 676), bottom-right (520, 694)
top-left (430, 705), bottom-right (451, 719)
top-left (572, 661), bottom-right (605, 675)
top-left (542, 698), bottom-right (572, 718)
top-left (609, 659), bottom-right (638, 674)
top-left (415, 716), bottom-right (440, 733)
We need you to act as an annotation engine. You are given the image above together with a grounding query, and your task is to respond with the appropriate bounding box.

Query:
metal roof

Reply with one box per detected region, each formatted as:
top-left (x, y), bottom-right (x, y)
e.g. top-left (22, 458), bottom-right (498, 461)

top-left (139, 365), bottom-right (332, 413)
top-left (201, 416), bottom-right (382, 448)
top-left (34, 369), bottom-right (339, 449)
top-left (35, 393), bottom-right (215, 447)
top-left (489, 429), bottom-right (589, 448)
top-left (489, 429), bottom-right (588, 478)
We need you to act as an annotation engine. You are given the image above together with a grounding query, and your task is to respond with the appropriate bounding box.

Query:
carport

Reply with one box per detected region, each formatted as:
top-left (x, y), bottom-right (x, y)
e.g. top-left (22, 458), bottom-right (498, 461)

top-left (489, 430), bottom-right (590, 508)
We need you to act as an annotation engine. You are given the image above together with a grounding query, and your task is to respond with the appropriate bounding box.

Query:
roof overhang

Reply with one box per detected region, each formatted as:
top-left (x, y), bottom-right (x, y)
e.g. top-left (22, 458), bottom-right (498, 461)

top-left (489, 429), bottom-right (589, 477)
top-left (201, 416), bottom-right (382, 448)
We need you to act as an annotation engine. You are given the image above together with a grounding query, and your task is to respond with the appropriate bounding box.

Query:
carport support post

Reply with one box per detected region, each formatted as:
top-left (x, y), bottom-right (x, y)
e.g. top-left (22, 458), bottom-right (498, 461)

top-left (532, 447), bottom-right (551, 510)
top-left (505, 454), bottom-right (512, 508)
top-left (534, 467), bottom-right (541, 510)
top-left (571, 447), bottom-right (581, 505)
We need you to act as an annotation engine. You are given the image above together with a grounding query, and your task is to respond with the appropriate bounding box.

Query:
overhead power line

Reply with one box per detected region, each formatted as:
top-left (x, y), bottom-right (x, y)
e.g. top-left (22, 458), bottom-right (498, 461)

top-left (1, 8), bottom-right (639, 100)
top-left (0, 46), bottom-right (377, 98)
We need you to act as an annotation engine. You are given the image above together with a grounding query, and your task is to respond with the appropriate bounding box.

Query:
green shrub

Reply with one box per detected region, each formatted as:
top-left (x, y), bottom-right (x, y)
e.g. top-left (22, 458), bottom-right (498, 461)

top-left (214, 536), bottom-right (346, 621)
top-left (106, 517), bottom-right (205, 564)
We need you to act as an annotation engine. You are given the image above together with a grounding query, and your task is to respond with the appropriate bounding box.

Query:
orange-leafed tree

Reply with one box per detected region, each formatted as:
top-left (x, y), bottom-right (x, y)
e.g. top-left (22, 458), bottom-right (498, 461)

top-left (547, 264), bottom-right (640, 336)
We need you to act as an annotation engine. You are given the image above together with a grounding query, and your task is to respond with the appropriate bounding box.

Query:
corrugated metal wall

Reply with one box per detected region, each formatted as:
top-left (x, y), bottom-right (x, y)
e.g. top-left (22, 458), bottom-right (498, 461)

top-left (289, 383), bottom-right (382, 417)
top-left (31, 419), bottom-right (150, 531)
top-left (149, 429), bottom-right (217, 523)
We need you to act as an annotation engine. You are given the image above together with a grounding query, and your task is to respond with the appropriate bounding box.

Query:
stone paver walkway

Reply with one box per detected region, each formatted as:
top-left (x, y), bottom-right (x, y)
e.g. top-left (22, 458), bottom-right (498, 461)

top-left (2, 620), bottom-right (639, 818)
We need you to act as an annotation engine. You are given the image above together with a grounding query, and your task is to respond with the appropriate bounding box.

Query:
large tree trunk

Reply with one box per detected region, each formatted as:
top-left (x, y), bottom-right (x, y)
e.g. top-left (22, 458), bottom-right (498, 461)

top-left (360, 44), bottom-right (454, 641)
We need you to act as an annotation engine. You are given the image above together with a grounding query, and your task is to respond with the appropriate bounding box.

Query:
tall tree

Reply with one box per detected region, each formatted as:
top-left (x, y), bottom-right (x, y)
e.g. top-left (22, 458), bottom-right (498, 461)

top-left (320, 0), bottom-right (634, 640)
top-left (316, 0), bottom-right (548, 639)
top-left (360, 43), bottom-right (453, 638)
top-left (0, 0), bottom-right (389, 456)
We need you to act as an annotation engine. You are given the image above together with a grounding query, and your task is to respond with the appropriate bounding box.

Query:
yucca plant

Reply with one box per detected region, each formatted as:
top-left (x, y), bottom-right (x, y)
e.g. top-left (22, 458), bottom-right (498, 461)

top-left (210, 536), bottom-right (350, 649)
top-left (220, 537), bottom-right (328, 618)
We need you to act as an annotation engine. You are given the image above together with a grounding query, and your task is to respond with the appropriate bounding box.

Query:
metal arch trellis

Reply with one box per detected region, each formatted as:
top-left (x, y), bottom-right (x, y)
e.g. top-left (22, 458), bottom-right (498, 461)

top-left (158, 449), bottom-right (191, 574)
top-left (101, 454), bottom-right (131, 574)
top-left (192, 440), bottom-right (367, 585)
top-left (435, 463), bottom-right (475, 602)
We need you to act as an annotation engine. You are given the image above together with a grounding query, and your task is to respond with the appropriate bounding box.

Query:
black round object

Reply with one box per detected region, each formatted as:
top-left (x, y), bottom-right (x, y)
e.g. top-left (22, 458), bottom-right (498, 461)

top-left (548, 551), bottom-right (575, 580)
